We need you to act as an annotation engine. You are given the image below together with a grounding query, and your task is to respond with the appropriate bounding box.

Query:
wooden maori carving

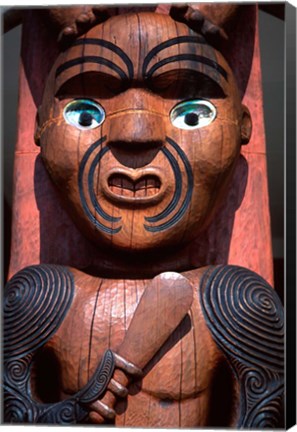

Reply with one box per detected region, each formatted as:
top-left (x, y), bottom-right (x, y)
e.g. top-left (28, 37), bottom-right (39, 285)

top-left (4, 9), bottom-right (284, 428)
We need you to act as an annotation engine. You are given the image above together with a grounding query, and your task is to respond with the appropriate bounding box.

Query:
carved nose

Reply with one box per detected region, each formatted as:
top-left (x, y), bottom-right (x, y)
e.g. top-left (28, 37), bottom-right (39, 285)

top-left (107, 111), bottom-right (165, 168)
top-left (107, 111), bottom-right (165, 150)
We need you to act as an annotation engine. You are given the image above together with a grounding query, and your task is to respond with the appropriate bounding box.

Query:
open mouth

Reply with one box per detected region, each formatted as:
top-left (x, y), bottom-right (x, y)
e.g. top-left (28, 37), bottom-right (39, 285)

top-left (102, 168), bottom-right (166, 205)
top-left (108, 174), bottom-right (161, 198)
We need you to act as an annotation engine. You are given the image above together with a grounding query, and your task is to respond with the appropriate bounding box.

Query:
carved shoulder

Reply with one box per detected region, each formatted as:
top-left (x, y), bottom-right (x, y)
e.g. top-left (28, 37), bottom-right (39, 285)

top-left (199, 265), bottom-right (284, 428)
top-left (4, 264), bottom-right (75, 361)
top-left (3, 265), bottom-right (120, 424)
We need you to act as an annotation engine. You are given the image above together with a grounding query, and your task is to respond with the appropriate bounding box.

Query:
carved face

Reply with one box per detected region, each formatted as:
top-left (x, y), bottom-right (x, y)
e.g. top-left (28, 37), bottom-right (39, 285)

top-left (37, 12), bottom-right (251, 253)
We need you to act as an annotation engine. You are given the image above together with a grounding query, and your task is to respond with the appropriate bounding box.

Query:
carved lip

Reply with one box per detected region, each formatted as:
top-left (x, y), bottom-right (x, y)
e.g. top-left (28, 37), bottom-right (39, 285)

top-left (102, 167), bottom-right (166, 205)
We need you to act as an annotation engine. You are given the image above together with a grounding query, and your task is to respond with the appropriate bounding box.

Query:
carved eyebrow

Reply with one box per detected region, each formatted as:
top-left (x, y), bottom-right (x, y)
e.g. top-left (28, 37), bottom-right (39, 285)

top-left (143, 36), bottom-right (227, 82)
top-left (142, 35), bottom-right (206, 76)
top-left (55, 38), bottom-right (134, 80)
top-left (55, 56), bottom-right (128, 81)
top-left (145, 54), bottom-right (228, 81)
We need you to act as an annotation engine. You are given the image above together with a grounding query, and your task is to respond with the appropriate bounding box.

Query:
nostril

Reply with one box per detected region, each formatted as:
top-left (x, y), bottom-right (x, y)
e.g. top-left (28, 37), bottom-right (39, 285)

top-left (109, 144), bottom-right (162, 169)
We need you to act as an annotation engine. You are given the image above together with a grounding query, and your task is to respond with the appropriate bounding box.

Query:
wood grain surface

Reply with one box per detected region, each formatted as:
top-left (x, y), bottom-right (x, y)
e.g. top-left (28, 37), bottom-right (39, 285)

top-left (4, 5), bottom-right (282, 428)
top-left (8, 6), bottom-right (273, 285)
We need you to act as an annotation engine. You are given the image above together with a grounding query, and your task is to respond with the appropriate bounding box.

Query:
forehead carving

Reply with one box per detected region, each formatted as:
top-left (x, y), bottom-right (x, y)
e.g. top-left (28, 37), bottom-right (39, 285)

top-left (52, 12), bottom-right (230, 100)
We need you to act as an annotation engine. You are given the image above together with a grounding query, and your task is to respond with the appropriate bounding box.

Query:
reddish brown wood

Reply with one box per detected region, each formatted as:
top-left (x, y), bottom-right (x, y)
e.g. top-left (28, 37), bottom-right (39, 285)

top-left (37, 13), bottom-right (248, 256)
top-left (44, 267), bottom-right (221, 426)
top-left (87, 272), bottom-right (194, 423)
top-left (5, 5), bottom-right (283, 428)
top-left (8, 6), bottom-right (273, 283)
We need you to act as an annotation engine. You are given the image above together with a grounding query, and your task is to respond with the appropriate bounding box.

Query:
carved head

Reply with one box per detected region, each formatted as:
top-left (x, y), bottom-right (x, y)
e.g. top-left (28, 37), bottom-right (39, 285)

top-left (36, 12), bottom-right (252, 253)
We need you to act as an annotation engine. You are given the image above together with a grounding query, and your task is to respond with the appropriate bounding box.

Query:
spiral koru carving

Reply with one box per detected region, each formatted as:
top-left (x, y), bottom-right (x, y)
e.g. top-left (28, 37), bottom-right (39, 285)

top-left (3, 265), bottom-right (115, 424)
top-left (200, 265), bottom-right (284, 428)
top-left (4, 265), bottom-right (75, 360)
top-left (4, 385), bottom-right (38, 423)
top-left (4, 355), bottom-right (32, 394)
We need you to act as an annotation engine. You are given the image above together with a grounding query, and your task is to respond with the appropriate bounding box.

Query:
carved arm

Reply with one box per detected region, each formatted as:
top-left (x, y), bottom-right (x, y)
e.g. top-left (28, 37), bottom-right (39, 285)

top-left (4, 265), bottom-right (193, 424)
top-left (200, 265), bottom-right (284, 428)
top-left (3, 265), bottom-right (119, 423)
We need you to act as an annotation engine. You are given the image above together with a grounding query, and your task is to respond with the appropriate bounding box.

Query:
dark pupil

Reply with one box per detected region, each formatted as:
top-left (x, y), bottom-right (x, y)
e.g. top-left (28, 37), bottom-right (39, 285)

top-left (184, 112), bottom-right (199, 126)
top-left (79, 111), bottom-right (93, 126)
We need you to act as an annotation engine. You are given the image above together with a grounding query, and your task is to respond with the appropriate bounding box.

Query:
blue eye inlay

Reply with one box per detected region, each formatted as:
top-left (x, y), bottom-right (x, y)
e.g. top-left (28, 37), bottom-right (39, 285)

top-left (170, 100), bottom-right (216, 130)
top-left (63, 99), bottom-right (105, 130)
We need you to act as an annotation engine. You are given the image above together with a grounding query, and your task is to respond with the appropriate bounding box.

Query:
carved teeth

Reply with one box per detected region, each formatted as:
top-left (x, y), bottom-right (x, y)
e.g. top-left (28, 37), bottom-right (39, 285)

top-left (108, 174), bottom-right (161, 197)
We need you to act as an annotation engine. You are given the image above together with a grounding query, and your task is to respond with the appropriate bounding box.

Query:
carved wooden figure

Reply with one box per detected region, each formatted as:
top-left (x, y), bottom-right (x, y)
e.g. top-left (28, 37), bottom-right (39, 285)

top-left (4, 8), bottom-right (284, 428)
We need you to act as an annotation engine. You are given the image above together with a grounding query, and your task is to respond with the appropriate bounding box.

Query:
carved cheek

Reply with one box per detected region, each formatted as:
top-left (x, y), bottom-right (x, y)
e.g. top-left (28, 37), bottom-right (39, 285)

top-left (172, 117), bottom-right (240, 224)
top-left (41, 130), bottom-right (77, 187)
top-left (194, 125), bottom-right (239, 172)
top-left (40, 101), bottom-right (103, 191)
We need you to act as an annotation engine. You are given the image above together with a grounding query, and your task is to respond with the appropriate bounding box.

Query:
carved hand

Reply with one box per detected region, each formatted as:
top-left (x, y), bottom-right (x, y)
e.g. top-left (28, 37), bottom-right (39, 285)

top-left (170, 3), bottom-right (240, 42)
top-left (87, 353), bottom-right (142, 423)
top-left (45, 7), bottom-right (115, 42)
top-left (39, 4), bottom-right (240, 44)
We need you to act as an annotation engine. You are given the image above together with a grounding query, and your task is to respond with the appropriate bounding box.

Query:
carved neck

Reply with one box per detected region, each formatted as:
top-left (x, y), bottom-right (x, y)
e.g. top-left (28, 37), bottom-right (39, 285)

top-left (83, 243), bottom-right (200, 279)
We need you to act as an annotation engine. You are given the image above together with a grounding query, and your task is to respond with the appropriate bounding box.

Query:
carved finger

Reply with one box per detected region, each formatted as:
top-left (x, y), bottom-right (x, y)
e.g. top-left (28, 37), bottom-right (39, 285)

top-left (169, 5), bottom-right (190, 23)
top-left (113, 352), bottom-right (143, 377)
top-left (108, 378), bottom-right (128, 398)
top-left (89, 400), bottom-right (116, 420)
top-left (170, 5), bottom-right (203, 22)
top-left (184, 8), bottom-right (204, 27)
top-left (201, 19), bottom-right (228, 40)
top-left (170, 4), bottom-right (227, 42)
top-left (58, 25), bottom-right (78, 42)
top-left (54, 7), bottom-right (109, 44)
top-left (88, 410), bottom-right (105, 424)
top-left (170, 6), bottom-right (205, 35)
top-left (76, 11), bottom-right (94, 24)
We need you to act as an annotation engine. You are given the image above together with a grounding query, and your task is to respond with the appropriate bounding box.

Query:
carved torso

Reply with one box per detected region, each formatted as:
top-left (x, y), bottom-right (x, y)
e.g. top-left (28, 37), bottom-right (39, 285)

top-left (5, 263), bottom-right (283, 427)
top-left (46, 268), bottom-right (221, 427)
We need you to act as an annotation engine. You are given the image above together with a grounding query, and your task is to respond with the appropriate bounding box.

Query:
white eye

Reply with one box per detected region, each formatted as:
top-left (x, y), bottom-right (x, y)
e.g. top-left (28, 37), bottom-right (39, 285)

top-left (170, 100), bottom-right (216, 130)
top-left (63, 99), bottom-right (105, 130)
